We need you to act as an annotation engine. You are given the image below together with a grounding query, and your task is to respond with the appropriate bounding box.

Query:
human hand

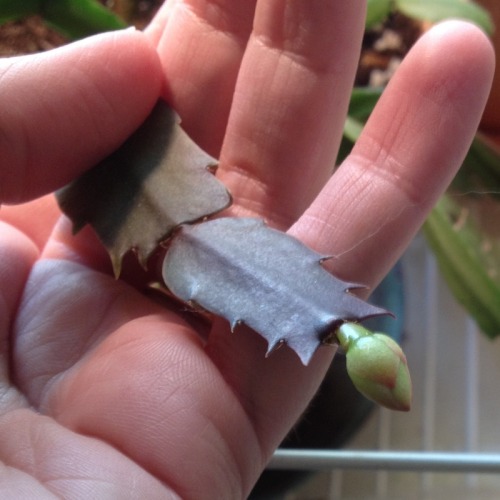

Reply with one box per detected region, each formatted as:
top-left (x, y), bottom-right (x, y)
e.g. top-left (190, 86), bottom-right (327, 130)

top-left (0, 2), bottom-right (494, 498)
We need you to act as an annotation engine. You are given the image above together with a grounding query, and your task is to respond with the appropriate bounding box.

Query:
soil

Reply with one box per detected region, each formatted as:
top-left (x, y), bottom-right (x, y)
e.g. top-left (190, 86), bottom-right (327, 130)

top-left (0, 15), bottom-right (67, 56)
top-left (355, 13), bottom-right (424, 87)
top-left (0, 0), bottom-right (162, 56)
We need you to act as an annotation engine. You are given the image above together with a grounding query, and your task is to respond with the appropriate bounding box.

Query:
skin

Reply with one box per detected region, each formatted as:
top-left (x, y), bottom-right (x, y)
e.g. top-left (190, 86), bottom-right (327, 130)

top-left (0, 1), bottom-right (494, 498)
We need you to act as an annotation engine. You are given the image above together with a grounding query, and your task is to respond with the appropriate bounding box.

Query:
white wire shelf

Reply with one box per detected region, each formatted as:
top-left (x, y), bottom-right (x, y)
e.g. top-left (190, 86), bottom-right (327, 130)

top-left (269, 449), bottom-right (500, 474)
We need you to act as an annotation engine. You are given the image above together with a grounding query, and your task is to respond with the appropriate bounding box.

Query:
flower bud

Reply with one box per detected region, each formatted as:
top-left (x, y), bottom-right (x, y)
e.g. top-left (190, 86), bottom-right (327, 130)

top-left (337, 323), bottom-right (412, 411)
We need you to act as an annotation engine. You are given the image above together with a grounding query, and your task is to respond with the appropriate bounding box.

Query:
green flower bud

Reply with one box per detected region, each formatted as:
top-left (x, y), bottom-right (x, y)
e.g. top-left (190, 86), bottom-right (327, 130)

top-left (336, 323), bottom-right (412, 412)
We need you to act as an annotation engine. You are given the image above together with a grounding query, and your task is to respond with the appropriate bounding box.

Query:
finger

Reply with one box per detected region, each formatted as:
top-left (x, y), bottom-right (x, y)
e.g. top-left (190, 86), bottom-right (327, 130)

top-left (207, 20), bottom-right (495, 462)
top-left (0, 195), bottom-right (60, 250)
top-left (0, 223), bottom-right (39, 366)
top-left (0, 29), bottom-right (163, 204)
top-left (147, 0), bottom-right (256, 155)
top-left (218, 0), bottom-right (366, 228)
top-left (291, 20), bottom-right (495, 288)
top-left (143, 0), bottom-right (174, 45)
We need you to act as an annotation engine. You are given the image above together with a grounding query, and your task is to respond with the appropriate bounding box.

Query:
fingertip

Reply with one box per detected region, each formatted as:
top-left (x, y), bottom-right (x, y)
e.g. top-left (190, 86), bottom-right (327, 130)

top-left (426, 18), bottom-right (495, 61)
top-left (290, 19), bottom-right (496, 289)
top-left (0, 28), bottom-right (164, 204)
top-left (408, 20), bottom-right (495, 106)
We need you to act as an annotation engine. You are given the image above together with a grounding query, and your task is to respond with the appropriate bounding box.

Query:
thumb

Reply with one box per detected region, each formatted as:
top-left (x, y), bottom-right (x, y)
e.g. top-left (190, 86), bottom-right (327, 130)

top-left (0, 28), bottom-right (163, 204)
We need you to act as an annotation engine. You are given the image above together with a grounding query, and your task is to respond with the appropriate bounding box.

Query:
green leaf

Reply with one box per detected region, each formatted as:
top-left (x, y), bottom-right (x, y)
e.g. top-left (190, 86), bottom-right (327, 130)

top-left (57, 99), bottom-right (232, 277)
top-left (41, 0), bottom-right (126, 40)
top-left (343, 116), bottom-right (365, 144)
top-left (452, 134), bottom-right (500, 199)
top-left (395, 0), bottom-right (494, 35)
top-left (162, 217), bottom-right (390, 365)
top-left (348, 87), bottom-right (383, 122)
top-left (366, 0), bottom-right (393, 29)
top-left (0, 0), bottom-right (41, 23)
top-left (424, 195), bottom-right (500, 338)
top-left (338, 87), bottom-right (382, 164)
top-left (427, 135), bottom-right (500, 338)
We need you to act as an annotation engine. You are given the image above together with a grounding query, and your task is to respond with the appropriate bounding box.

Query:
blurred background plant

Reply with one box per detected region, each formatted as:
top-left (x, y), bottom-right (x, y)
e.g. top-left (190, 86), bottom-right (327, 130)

top-left (1, 0), bottom-right (499, 341)
top-left (345, 0), bottom-right (500, 341)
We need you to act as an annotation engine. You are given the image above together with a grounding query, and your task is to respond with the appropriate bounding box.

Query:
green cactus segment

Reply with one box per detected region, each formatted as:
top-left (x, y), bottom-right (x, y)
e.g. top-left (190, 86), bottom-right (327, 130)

top-left (336, 323), bottom-right (412, 412)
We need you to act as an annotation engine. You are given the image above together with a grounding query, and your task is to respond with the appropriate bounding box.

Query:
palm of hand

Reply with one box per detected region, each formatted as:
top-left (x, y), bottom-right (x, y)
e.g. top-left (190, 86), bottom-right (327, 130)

top-left (9, 235), bottom-right (243, 498)
top-left (0, 2), bottom-right (493, 498)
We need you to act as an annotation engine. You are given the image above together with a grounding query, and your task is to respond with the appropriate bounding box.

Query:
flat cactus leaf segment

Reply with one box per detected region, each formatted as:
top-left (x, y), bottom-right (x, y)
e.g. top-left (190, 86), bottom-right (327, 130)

top-left (162, 217), bottom-right (390, 365)
top-left (57, 99), bottom-right (231, 276)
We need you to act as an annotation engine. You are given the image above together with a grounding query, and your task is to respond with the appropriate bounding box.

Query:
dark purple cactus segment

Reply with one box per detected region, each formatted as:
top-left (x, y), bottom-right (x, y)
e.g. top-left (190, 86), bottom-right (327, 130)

top-left (162, 217), bottom-right (390, 365)
top-left (57, 99), bottom-right (231, 276)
